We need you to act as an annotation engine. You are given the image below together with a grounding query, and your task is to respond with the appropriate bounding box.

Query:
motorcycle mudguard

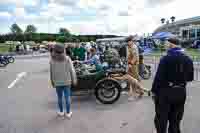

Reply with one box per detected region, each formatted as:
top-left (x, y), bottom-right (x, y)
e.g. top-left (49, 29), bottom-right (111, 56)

top-left (95, 78), bottom-right (122, 91)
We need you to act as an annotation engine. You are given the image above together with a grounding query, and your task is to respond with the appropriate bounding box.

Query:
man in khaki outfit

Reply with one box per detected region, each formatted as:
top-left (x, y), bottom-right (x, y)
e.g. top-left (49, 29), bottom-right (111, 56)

top-left (126, 35), bottom-right (140, 82)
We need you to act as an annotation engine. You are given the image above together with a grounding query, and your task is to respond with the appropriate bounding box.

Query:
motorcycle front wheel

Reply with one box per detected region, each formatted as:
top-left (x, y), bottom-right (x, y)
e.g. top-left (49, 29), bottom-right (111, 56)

top-left (8, 57), bottom-right (15, 63)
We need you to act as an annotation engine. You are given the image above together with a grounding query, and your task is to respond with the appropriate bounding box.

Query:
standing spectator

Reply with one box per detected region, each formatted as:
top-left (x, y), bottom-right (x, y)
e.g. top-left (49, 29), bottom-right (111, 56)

top-left (72, 43), bottom-right (80, 60)
top-left (50, 44), bottom-right (77, 118)
top-left (127, 39), bottom-right (145, 99)
top-left (16, 45), bottom-right (20, 53)
top-left (85, 43), bottom-right (92, 60)
top-left (49, 45), bottom-right (54, 57)
top-left (65, 44), bottom-right (73, 59)
top-left (19, 44), bottom-right (24, 54)
top-left (126, 36), bottom-right (140, 81)
top-left (69, 43), bottom-right (76, 60)
top-left (26, 45), bottom-right (30, 53)
top-left (112, 47), bottom-right (147, 101)
top-left (79, 44), bottom-right (86, 61)
top-left (23, 44), bottom-right (27, 54)
top-left (151, 38), bottom-right (194, 133)
top-left (85, 42), bottom-right (92, 52)
top-left (49, 45), bottom-right (54, 53)
top-left (73, 43), bottom-right (86, 61)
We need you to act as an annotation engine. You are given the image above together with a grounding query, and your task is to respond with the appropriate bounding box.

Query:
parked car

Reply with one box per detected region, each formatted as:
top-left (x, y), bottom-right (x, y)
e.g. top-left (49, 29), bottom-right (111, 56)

top-left (39, 48), bottom-right (48, 53)
top-left (192, 40), bottom-right (200, 49)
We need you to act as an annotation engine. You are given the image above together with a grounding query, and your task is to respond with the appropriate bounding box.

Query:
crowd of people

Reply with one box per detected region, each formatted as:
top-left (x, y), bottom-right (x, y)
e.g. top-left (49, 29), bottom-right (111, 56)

top-left (49, 35), bottom-right (194, 133)
top-left (49, 37), bottom-right (147, 117)
top-left (15, 44), bottom-right (31, 54)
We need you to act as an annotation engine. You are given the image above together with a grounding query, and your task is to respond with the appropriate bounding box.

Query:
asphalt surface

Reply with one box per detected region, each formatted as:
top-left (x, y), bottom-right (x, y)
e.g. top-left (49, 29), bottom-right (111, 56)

top-left (0, 56), bottom-right (200, 133)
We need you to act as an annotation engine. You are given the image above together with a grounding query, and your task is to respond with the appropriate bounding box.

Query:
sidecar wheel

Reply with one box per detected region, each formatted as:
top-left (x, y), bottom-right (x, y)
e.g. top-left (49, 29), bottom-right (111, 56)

top-left (95, 79), bottom-right (121, 104)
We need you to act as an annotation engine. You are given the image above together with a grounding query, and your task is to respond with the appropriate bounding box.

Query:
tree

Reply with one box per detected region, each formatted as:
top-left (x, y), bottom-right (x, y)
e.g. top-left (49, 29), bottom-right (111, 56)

top-left (67, 36), bottom-right (74, 42)
top-left (10, 23), bottom-right (23, 34)
top-left (25, 25), bottom-right (37, 33)
top-left (59, 28), bottom-right (70, 37)
top-left (89, 36), bottom-right (96, 42)
top-left (170, 16), bottom-right (176, 23)
top-left (80, 36), bottom-right (88, 42)
top-left (56, 36), bottom-right (66, 43)
top-left (161, 18), bottom-right (165, 24)
top-left (33, 33), bottom-right (42, 43)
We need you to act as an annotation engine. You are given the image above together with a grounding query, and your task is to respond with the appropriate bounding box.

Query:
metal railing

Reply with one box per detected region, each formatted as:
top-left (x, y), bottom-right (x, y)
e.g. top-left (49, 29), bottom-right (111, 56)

top-left (144, 55), bottom-right (200, 81)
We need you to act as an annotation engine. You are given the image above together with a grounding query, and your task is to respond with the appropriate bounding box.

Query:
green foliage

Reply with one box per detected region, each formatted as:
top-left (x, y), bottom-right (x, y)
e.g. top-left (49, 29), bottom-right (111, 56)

top-left (153, 40), bottom-right (166, 52)
top-left (0, 44), bottom-right (15, 53)
top-left (59, 28), bottom-right (71, 37)
top-left (10, 23), bottom-right (23, 34)
top-left (1, 24), bottom-right (121, 43)
top-left (56, 36), bottom-right (66, 43)
top-left (0, 33), bottom-right (121, 43)
top-left (25, 25), bottom-right (37, 33)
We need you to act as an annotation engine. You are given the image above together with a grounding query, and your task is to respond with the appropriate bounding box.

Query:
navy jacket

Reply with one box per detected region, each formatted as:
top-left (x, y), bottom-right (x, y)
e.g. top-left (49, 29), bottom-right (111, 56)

top-left (151, 47), bottom-right (194, 95)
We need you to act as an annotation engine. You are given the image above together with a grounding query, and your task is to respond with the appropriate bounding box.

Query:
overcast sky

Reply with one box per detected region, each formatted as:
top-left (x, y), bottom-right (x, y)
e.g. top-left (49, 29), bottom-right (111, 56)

top-left (0, 0), bottom-right (199, 35)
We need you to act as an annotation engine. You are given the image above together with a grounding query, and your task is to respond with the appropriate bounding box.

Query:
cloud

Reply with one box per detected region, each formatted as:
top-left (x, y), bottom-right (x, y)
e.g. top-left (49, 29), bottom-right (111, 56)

top-left (118, 11), bottom-right (129, 16)
top-left (41, 2), bottom-right (81, 17)
top-left (24, 0), bottom-right (40, 7)
top-left (145, 0), bottom-right (175, 7)
top-left (49, 0), bottom-right (78, 6)
top-left (128, 15), bottom-right (159, 34)
top-left (0, 12), bottom-right (12, 18)
top-left (0, 0), bottom-right (19, 5)
top-left (0, 0), bottom-right (41, 8)
top-left (0, 0), bottom-right (24, 8)
top-left (78, 0), bottom-right (99, 9)
top-left (145, 0), bottom-right (200, 21)
top-left (78, 0), bottom-right (127, 16)
top-left (98, 4), bottom-right (110, 11)
top-left (0, 0), bottom-right (199, 35)
top-left (13, 7), bottom-right (26, 17)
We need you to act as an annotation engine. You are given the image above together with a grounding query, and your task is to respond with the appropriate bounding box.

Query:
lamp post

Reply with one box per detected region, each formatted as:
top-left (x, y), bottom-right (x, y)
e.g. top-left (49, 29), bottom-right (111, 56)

top-left (161, 17), bottom-right (176, 34)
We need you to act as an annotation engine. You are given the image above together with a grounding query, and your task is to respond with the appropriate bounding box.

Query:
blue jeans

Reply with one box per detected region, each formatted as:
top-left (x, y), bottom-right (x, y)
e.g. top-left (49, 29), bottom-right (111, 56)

top-left (56, 86), bottom-right (71, 113)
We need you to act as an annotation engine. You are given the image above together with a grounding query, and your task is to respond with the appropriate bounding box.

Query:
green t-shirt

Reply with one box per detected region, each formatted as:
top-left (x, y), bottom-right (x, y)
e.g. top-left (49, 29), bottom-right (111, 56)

top-left (73, 47), bottom-right (86, 61)
top-left (79, 47), bottom-right (86, 61)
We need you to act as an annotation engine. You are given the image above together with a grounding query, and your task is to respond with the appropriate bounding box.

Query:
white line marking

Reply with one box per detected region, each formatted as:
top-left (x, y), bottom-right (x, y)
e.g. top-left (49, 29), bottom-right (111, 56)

top-left (8, 72), bottom-right (27, 89)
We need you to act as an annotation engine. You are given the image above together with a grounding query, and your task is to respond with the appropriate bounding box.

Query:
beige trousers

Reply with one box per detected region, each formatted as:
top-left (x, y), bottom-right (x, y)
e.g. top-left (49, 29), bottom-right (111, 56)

top-left (114, 74), bottom-right (145, 97)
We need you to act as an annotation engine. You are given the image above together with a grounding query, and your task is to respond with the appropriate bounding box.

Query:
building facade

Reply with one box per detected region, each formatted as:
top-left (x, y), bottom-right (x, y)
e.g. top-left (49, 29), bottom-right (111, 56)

top-left (180, 25), bottom-right (200, 40)
top-left (154, 16), bottom-right (200, 41)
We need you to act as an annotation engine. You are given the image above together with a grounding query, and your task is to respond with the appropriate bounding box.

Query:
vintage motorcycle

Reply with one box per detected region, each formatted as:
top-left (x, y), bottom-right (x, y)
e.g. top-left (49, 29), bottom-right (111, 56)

top-left (71, 37), bottom-right (151, 104)
top-left (72, 61), bottom-right (125, 104)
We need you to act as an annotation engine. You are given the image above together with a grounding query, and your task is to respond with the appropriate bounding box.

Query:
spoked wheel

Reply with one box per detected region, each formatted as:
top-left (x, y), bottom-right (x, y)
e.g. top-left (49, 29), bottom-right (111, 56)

top-left (8, 57), bottom-right (15, 63)
top-left (95, 78), bottom-right (121, 104)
